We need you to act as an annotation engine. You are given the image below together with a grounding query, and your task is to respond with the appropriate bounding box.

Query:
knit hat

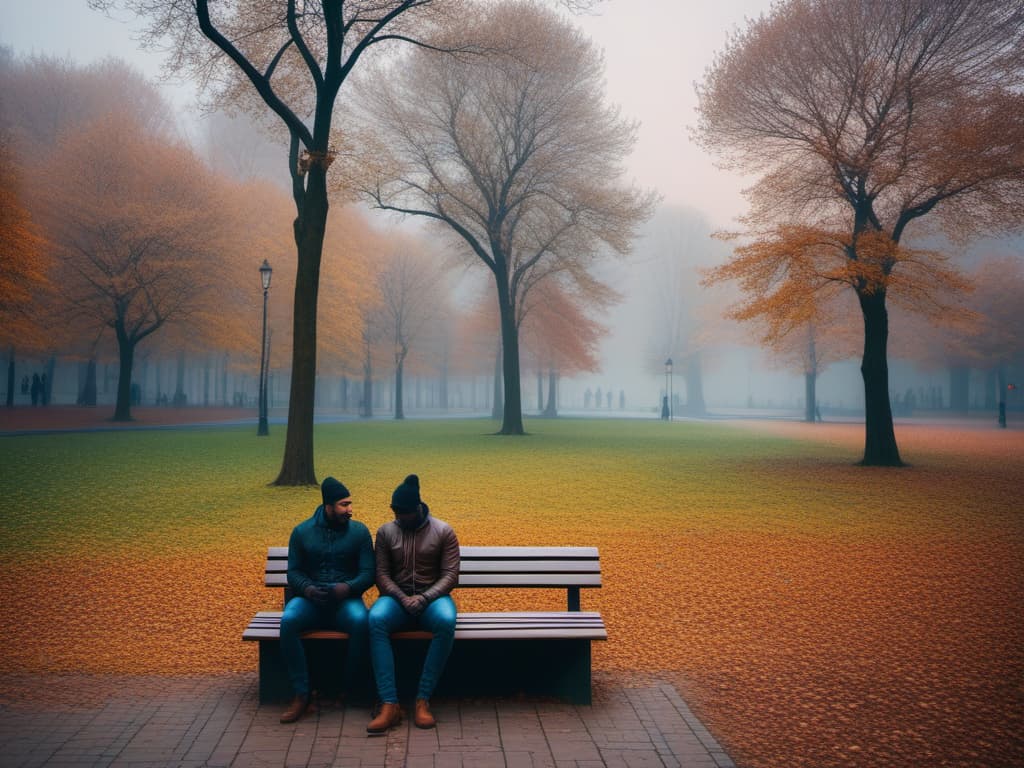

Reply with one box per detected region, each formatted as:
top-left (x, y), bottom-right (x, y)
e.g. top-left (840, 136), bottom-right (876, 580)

top-left (390, 474), bottom-right (422, 513)
top-left (321, 476), bottom-right (351, 506)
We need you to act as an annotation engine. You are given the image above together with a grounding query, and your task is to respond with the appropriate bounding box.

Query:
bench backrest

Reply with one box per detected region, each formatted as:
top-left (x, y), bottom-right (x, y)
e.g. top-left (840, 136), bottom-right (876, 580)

top-left (264, 545), bottom-right (601, 611)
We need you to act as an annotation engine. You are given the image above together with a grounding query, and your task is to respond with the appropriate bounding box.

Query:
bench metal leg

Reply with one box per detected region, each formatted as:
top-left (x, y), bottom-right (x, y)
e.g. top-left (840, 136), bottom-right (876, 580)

top-left (258, 637), bottom-right (593, 705)
top-left (256, 639), bottom-right (292, 704)
top-left (433, 639), bottom-right (593, 705)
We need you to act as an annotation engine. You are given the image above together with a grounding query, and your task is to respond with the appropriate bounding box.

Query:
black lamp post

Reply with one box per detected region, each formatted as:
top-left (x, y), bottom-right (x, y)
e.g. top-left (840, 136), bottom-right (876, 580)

top-left (257, 259), bottom-right (272, 436)
top-left (665, 357), bottom-right (674, 421)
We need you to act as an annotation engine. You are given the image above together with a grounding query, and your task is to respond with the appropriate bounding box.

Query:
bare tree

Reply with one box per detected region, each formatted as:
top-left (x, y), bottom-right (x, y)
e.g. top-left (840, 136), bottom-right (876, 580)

top-left (373, 247), bottom-right (446, 419)
top-left (39, 113), bottom-right (231, 421)
top-left (90, 0), bottom-right (476, 482)
top-left (696, 0), bottom-right (1024, 465)
top-left (363, 0), bottom-right (653, 434)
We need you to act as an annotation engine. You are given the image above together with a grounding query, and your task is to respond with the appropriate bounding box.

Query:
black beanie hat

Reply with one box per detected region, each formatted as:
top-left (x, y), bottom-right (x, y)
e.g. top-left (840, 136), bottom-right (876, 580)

top-left (390, 474), bottom-right (422, 513)
top-left (321, 476), bottom-right (351, 506)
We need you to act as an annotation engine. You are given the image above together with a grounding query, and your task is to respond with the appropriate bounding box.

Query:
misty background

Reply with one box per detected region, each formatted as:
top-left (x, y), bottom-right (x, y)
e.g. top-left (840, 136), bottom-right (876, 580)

top-left (2, 0), bottom-right (1019, 419)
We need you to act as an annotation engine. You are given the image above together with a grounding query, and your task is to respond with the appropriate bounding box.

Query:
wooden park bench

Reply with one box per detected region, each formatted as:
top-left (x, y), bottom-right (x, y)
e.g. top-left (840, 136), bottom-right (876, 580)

top-left (243, 545), bottom-right (606, 705)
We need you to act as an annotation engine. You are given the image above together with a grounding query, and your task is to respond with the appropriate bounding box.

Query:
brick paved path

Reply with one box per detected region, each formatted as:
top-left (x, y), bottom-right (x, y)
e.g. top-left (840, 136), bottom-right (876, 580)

top-left (0, 674), bottom-right (734, 768)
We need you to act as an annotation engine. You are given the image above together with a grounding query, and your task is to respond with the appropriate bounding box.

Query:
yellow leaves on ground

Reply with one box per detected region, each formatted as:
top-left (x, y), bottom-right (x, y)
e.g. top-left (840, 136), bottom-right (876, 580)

top-left (1, 417), bottom-right (1021, 768)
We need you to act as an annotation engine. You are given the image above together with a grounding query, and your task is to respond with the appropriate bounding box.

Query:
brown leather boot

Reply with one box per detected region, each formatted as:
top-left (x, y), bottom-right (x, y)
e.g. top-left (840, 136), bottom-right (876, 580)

top-left (279, 694), bottom-right (310, 724)
top-left (366, 702), bottom-right (402, 735)
top-left (414, 699), bottom-right (436, 729)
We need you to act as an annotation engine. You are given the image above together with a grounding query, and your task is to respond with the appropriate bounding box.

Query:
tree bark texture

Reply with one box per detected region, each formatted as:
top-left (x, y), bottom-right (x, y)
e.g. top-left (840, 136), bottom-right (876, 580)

top-left (274, 170), bottom-right (328, 486)
top-left (113, 337), bottom-right (135, 421)
top-left (394, 355), bottom-right (405, 419)
top-left (494, 277), bottom-right (524, 434)
top-left (858, 291), bottom-right (903, 466)
top-left (78, 358), bottom-right (98, 407)
top-left (805, 372), bottom-right (816, 423)
top-left (544, 369), bottom-right (558, 417)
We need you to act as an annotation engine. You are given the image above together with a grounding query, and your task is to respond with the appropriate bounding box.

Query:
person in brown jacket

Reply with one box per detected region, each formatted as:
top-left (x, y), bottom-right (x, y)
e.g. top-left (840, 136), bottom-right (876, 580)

top-left (366, 474), bottom-right (460, 734)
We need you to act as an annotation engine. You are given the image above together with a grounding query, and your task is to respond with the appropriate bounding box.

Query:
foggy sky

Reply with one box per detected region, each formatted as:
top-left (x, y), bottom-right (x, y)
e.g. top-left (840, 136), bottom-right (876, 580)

top-left (1, 0), bottom-right (889, 413)
top-left (1, 0), bottom-right (768, 226)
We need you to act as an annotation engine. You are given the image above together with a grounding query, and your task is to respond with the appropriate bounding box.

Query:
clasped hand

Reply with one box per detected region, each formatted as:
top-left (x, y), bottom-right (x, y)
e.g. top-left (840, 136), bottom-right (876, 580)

top-left (402, 594), bottom-right (428, 616)
top-left (303, 582), bottom-right (349, 605)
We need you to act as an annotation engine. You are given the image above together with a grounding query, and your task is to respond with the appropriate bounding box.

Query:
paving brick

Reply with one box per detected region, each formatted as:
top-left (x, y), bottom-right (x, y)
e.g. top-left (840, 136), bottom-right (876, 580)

top-left (0, 673), bottom-right (732, 768)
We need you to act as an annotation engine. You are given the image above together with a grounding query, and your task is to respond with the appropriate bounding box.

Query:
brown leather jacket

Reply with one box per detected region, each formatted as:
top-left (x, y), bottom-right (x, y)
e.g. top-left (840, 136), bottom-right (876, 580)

top-left (374, 510), bottom-right (460, 603)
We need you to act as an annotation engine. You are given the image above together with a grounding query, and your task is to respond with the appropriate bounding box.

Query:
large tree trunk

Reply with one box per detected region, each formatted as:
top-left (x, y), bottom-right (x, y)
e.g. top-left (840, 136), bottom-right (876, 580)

top-left (858, 291), bottom-right (903, 466)
top-left (495, 278), bottom-right (524, 434)
top-left (394, 353), bottom-right (405, 420)
top-left (113, 335), bottom-right (135, 421)
top-left (275, 170), bottom-right (328, 486)
top-left (949, 365), bottom-right (970, 414)
top-left (805, 371), bottom-right (816, 423)
top-left (544, 369), bottom-right (558, 417)
top-left (491, 344), bottom-right (503, 421)
top-left (78, 357), bottom-right (97, 407)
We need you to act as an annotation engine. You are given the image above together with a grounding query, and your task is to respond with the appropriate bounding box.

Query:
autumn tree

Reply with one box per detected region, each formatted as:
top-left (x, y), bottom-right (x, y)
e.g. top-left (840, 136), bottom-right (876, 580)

top-left (39, 113), bottom-right (233, 421)
top-left (363, 0), bottom-right (653, 434)
top-left (371, 245), bottom-right (446, 419)
top-left (906, 253), bottom-right (1024, 423)
top-left (88, 0), bottom-right (475, 483)
top-left (696, 0), bottom-right (1024, 465)
top-left (0, 137), bottom-right (52, 406)
top-left (520, 281), bottom-right (608, 417)
top-left (1, 55), bottom-right (185, 406)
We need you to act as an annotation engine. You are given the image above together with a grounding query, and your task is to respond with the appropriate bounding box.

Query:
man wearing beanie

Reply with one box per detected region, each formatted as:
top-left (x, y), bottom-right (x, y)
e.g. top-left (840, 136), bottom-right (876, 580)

top-left (366, 474), bottom-right (460, 733)
top-left (279, 476), bottom-right (374, 723)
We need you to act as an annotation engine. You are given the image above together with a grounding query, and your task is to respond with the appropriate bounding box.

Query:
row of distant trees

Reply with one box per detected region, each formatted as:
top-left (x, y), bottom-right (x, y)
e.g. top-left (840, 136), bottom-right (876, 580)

top-left (0, 37), bottom-right (617, 437)
top-left (63, 0), bottom-right (651, 485)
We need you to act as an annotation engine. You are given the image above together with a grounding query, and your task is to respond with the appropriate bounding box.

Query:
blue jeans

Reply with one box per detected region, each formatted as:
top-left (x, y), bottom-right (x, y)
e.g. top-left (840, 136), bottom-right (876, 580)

top-left (368, 595), bottom-right (456, 703)
top-left (280, 596), bottom-right (369, 697)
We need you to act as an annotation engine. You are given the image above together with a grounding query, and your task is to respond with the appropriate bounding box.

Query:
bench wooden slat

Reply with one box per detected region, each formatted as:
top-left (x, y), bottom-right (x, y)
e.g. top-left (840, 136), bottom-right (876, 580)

top-left (460, 546), bottom-right (598, 559)
top-left (243, 610), bottom-right (607, 642)
top-left (264, 559), bottom-right (600, 575)
top-left (264, 573), bottom-right (602, 588)
top-left (457, 560), bottom-right (599, 573)
top-left (265, 545), bottom-right (598, 559)
top-left (457, 573), bottom-right (601, 587)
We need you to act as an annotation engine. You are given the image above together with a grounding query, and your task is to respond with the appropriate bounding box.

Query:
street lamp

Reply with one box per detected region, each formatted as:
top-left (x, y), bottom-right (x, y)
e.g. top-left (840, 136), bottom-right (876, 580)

top-left (665, 357), bottom-right (673, 421)
top-left (257, 259), bottom-right (273, 436)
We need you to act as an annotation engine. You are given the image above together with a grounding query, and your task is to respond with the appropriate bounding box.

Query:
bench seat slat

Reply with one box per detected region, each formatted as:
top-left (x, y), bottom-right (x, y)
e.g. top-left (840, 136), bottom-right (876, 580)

top-left (264, 573), bottom-right (602, 588)
top-left (243, 610), bottom-right (607, 642)
top-left (265, 560), bottom-right (600, 575)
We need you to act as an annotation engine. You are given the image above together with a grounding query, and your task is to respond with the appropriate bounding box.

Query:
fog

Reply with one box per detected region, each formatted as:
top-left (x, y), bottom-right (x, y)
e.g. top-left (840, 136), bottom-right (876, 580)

top-left (3, 1), bottom-right (1019, 420)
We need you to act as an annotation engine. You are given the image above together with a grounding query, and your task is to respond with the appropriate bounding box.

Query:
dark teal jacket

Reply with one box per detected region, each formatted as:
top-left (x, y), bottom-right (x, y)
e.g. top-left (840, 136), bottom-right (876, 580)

top-left (286, 505), bottom-right (374, 597)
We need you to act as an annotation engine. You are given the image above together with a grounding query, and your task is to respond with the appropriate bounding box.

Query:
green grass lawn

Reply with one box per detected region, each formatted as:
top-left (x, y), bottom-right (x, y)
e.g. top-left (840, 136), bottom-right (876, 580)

top-left (3, 417), bottom-right (1003, 554)
top-left (1, 417), bottom-right (1021, 768)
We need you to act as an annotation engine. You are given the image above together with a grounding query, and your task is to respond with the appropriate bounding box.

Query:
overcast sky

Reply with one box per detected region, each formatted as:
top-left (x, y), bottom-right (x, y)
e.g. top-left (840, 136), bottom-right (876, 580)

top-left (1, 0), bottom-right (771, 228)
top-left (2, 0), bottom-right (791, 408)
